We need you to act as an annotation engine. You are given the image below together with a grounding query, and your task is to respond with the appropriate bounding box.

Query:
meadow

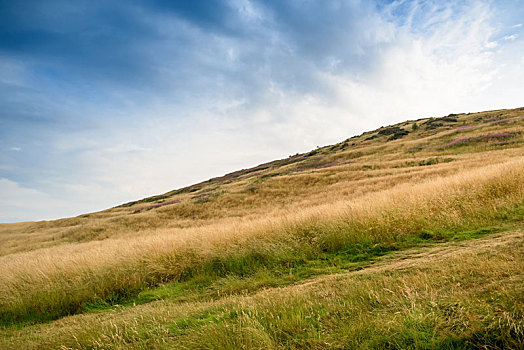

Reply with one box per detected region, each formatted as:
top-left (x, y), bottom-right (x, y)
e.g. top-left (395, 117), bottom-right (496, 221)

top-left (0, 107), bottom-right (523, 349)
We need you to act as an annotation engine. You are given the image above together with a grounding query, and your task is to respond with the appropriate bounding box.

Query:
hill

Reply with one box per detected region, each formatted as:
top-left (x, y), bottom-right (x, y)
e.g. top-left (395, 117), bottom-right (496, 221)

top-left (0, 107), bottom-right (523, 349)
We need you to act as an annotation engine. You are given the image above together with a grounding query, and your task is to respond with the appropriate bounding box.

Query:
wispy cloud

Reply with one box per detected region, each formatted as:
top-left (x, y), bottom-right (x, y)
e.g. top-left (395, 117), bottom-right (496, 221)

top-left (0, 0), bottom-right (523, 222)
top-left (0, 178), bottom-right (75, 222)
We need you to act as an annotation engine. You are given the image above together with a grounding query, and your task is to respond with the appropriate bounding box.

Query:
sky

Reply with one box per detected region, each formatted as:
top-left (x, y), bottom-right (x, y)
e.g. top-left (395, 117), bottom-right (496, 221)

top-left (1, 0), bottom-right (523, 223)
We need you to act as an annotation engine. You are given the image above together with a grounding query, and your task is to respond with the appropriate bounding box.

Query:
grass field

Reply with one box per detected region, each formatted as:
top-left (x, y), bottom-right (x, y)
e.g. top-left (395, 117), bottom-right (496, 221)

top-left (0, 107), bottom-right (523, 349)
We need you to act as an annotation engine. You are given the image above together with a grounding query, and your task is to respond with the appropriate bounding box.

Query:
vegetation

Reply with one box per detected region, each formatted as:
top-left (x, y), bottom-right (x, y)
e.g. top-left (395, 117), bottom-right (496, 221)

top-left (0, 107), bottom-right (523, 349)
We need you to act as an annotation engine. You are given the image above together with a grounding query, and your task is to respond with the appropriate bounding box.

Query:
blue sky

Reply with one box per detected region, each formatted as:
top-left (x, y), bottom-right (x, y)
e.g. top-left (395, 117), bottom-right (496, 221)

top-left (1, 0), bottom-right (523, 222)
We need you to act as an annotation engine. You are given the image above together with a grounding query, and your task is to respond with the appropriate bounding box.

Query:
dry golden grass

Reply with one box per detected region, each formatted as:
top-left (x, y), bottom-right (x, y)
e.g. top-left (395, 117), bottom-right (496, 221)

top-left (1, 228), bottom-right (522, 349)
top-left (0, 118), bottom-right (522, 255)
top-left (1, 157), bottom-right (523, 325)
top-left (0, 107), bottom-right (522, 348)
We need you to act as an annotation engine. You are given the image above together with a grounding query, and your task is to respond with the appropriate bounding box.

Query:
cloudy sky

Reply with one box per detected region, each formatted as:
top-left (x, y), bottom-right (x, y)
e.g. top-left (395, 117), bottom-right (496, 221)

top-left (1, 0), bottom-right (523, 222)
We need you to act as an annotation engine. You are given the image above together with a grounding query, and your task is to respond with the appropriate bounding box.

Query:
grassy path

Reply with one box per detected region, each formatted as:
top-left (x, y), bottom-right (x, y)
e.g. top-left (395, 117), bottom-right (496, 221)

top-left (1, 226), bottom-right (522, 349)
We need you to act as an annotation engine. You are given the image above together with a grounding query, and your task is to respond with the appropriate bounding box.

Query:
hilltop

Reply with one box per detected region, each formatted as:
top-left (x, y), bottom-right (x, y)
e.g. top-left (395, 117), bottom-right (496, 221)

top-left (0, 107), bottom-right (523, 349)
top-left (2, 107), bottom-right (522, 254)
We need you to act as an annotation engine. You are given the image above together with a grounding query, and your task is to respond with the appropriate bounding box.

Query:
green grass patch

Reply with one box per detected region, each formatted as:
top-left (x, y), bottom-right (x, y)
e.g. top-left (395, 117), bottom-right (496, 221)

top-left (394, 157), bottom-right (454, 168)
top-left (3, 198), bottom-right (523, 328)
top-left (82, 223), bottom-right (517, 318)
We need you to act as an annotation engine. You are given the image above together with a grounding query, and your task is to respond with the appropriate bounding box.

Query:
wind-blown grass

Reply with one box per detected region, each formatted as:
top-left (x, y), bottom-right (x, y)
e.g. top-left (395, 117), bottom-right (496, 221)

top-left (0, 107), bottom-right (522, 348)
top-left (1, 229), bottom-right (522, 349)
top-left (1, 160), bottom-right (523, 326)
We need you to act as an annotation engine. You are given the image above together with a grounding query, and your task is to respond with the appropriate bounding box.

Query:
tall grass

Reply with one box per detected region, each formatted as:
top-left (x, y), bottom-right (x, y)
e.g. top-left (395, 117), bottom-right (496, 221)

top-left (2, 229), bottom-right (521, 349)
top-left (1, 114), bottom-right (521, 257)
top-left (1, 160), bottom-right (523, 325)
top-left (171, 232), bottom-right (524, 349)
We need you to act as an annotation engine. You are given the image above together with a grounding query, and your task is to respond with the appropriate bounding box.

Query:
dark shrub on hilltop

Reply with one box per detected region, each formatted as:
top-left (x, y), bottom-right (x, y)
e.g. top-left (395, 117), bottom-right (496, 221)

top-left (377, 126), bottom-right (410, 141)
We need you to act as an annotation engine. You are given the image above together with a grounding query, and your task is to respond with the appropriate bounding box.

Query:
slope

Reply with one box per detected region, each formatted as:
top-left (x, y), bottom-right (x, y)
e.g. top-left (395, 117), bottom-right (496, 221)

top-left (1, 107), bottom-right (522, 255)
top-left (0, 107), bottom-right (523, 348)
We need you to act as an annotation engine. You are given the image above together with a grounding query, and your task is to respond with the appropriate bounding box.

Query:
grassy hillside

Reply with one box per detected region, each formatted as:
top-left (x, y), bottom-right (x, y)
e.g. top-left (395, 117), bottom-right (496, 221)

top-left (0, 107), bottom-right (523, 349)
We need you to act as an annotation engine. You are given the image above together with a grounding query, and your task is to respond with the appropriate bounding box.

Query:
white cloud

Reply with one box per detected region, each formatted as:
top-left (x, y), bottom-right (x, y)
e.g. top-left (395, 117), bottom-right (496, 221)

top-left (2, 0), bottom-right (524, 223)
top-left (504, 34), bottom-right (518, 40)
top-left (297, 1), bottom-right (507, 122)
top-left (10, 147), bottom-right (21, 152)
top-left (0, 178), bottom-right (111, 223)
top-left (0, 179), bottom-right (66, 222)
top-left (512, 23), bottom-right (522, 28)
